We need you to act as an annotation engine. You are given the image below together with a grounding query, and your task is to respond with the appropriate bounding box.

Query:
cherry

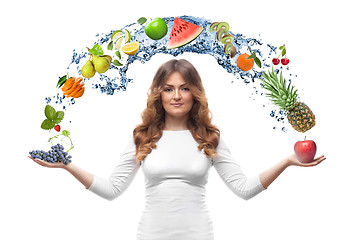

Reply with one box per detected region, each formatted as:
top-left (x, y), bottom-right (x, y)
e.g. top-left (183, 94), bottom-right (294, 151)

top-left (272, 58), bottom-right (280, 65)
top-left (54, 125), bottom-right (61, 132)
top-left (281, 58), bottom-right (290, 65)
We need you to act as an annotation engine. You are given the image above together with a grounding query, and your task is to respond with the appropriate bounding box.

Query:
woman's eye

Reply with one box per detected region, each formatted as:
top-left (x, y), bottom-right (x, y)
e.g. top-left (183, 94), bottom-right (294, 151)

top-left (163, 87), bottom-right (189, 92)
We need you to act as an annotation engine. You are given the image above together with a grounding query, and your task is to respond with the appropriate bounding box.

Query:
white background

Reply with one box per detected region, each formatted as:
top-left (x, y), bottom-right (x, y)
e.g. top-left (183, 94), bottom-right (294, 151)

top-left (1, 0), bottom-right (359, 239)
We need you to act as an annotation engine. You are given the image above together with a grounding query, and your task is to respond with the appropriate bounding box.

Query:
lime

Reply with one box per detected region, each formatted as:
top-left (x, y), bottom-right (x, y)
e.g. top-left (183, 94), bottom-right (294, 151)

top-left (115, 36), bottom-right (123, 50)
top-left (124, 29), bottom-right (131, 43)
top-left (144, 17), bottom-right (168, 40)
top-left (111, 30), bottom-right (122, 41)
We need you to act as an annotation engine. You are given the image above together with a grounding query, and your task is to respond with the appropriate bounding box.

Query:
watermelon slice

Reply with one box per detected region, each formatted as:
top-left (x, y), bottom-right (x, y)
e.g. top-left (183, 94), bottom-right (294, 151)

top-left (167, 17), bottom-right (204, 49)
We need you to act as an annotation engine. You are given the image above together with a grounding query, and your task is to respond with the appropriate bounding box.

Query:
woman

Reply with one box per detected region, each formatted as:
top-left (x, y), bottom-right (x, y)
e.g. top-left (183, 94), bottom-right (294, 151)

top-left (29, 59), bottom-right (326, 240)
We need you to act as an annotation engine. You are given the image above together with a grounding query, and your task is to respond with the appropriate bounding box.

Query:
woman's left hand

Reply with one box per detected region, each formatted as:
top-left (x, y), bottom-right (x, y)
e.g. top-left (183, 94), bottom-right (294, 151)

top-left (286, 154), bottom-right (326, 167)
top-left (259, 154), bottom-right (326, 189)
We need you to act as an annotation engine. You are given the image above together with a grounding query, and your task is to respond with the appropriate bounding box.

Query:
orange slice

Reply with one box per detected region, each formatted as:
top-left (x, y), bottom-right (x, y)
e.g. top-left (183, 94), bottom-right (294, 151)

top-left (61, 77), bottom-right (75, 92)
top-left (69, 84), bottom-right (85, 98)
top-left (63, 77), bottom-right (83, 96)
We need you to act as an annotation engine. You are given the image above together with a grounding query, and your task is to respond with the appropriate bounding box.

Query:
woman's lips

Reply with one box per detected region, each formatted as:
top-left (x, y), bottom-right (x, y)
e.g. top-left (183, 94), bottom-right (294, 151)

top-left (171, 103), bottom-right (183, 107)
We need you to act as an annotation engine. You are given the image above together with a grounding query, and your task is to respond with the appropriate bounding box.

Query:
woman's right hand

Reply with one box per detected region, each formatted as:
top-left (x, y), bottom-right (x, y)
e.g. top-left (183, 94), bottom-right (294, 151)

top-left (28, 156), bottom-right (66, 169)
top-left (29, 155), bottom-right (94, 189)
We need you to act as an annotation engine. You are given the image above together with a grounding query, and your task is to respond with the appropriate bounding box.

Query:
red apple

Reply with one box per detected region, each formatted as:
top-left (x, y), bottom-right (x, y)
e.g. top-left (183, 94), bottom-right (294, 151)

top-left (294, 139), bottom-right (317, 163)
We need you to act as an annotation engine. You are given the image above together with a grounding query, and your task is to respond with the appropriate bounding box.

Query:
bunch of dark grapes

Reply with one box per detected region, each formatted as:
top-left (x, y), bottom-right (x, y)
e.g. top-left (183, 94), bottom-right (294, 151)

top-left (29, 144), bottom-right (72, 165)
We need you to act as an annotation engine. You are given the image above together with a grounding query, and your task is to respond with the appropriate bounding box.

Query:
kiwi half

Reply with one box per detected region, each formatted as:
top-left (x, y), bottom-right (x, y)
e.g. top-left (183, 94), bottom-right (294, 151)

top-left (209, 22), bottom-right (219, 32)
top-left (217, 22), bottom-right (230, 33)
top-left (216, 27), bottom-right (228, 42)
top-left (221, 34), bottom-right (234, 44)
top-left (223, 43), bottom-right (233, 55)
top-left (230, 46), bottom-right (236, 58)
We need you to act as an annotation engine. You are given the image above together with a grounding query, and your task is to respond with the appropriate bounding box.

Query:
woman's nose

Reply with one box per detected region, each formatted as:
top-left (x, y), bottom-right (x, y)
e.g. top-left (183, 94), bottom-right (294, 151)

top-left (173, 89), bottom-right (181, 100)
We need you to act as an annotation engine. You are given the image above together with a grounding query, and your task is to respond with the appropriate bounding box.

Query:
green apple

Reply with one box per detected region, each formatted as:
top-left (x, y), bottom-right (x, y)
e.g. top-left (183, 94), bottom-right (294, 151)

top-left (144, 17), bottom-right (168, 40)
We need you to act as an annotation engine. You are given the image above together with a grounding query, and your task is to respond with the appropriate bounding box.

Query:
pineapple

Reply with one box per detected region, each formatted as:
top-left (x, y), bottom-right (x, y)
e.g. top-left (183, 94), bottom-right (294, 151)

top-left (260, 68), bottom-right (315, 133)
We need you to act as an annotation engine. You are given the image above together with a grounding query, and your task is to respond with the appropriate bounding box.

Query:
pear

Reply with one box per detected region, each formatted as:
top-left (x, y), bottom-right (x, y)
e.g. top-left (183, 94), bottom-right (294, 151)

top-left (92, 55), bottom-right (111, 73)
top-left (103, 55), bottom-right (112, 63)
top-left (81, 60), bottom-right (96, 78)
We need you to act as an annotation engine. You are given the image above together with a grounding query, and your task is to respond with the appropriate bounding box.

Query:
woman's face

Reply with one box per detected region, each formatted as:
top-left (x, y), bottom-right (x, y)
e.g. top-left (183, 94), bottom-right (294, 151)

top-left (161, 71), bottom-right (194, 120)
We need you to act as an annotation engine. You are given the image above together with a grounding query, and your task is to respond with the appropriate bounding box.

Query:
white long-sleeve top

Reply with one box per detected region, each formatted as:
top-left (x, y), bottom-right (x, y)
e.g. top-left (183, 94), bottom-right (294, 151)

top-left (88, 130), bottom-right (265, 240)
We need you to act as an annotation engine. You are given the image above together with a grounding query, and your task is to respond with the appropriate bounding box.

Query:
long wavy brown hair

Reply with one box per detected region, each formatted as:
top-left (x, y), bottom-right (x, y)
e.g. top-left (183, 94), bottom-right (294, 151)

top-left (133, 59), bottom-right (220, 164)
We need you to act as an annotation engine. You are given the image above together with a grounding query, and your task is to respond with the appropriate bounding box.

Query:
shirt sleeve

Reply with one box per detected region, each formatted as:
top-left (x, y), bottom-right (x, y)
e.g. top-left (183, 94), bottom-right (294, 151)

top-left (212, 137), bottom-right (266, 200)
top-left (88, 137), bottom-right (140, 201)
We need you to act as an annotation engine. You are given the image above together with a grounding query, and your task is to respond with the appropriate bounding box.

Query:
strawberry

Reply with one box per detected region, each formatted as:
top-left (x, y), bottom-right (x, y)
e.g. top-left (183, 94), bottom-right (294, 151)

top-left (54, 125), bottom-right (61, 132)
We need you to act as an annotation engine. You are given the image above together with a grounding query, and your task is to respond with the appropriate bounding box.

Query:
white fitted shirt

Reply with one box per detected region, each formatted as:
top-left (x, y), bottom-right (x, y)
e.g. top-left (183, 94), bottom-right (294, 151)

top-left (88, 130), bottom-right (265, 240)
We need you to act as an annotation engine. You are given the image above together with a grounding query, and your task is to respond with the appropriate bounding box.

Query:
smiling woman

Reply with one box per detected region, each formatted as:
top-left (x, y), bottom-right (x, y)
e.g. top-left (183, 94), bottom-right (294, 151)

top-left (133, 59), bottom-right (221, 163)
top-left (29, 58), bottom-right (325, 240)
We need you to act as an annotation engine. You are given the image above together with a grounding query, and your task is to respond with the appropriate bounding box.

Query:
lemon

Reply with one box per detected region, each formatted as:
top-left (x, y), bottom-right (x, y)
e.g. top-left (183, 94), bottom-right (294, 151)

top-left (122, 41), bottom-right (140, 55)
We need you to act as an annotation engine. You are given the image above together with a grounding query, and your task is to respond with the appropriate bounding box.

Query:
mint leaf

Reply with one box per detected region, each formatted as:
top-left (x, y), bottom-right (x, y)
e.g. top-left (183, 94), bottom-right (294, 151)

top-left (137, 17), bottom-right (147, 25)
top-left (107, 41), bottom-right (113, 51)
top-left (53, 111), bottom-right (64, 124)
top-left (41, 119), bottom-right (55, 130)
top-left (113, 60), bottom-right (123, 66)
top-left (45, 105), bottom-right (56, 120)
top-left (89, 44), bottom-right (104, 56)
top-left (115, 51), bottom-right (121, 59)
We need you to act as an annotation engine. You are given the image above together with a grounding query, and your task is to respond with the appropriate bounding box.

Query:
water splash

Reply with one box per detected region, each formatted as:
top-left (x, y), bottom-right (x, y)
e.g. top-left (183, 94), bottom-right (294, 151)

top-left (46, 15), bottom-right (297, 132)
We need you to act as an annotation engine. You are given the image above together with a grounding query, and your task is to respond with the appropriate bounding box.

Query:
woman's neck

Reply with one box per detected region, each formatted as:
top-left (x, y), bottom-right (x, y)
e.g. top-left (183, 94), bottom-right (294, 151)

top-left (163, 114), bottom-right (189, 131)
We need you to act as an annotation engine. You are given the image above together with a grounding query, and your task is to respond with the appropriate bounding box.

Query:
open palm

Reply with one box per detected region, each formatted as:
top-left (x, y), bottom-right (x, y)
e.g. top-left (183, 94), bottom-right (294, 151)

top-left (28, 156), bottom-right (66, 169)
top-left (287, 154), bottom-right (326, 167)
